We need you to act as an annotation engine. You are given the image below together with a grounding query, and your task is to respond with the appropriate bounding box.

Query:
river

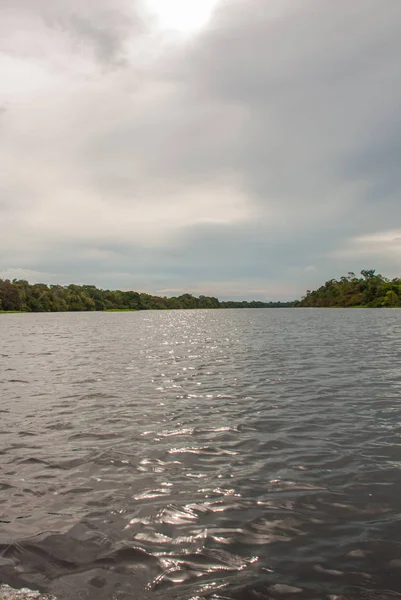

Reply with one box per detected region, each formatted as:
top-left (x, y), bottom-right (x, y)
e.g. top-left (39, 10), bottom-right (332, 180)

top-left (1, 309), bottom-right (401, 599)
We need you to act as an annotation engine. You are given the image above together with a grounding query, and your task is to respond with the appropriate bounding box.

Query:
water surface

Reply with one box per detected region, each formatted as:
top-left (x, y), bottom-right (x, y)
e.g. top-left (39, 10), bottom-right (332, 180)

top-left (1, 309), bottom-right (401, 599)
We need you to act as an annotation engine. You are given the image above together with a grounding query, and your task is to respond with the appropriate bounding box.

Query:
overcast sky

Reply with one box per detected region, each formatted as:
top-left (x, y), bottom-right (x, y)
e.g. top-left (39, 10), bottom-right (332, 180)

top-left (1, 0), bottom-right (401, 300)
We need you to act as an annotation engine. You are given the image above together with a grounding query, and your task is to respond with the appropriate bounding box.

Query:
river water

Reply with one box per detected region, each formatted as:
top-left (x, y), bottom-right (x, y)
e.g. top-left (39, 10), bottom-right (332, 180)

top-left (1, 309), bottom-right (401, 600)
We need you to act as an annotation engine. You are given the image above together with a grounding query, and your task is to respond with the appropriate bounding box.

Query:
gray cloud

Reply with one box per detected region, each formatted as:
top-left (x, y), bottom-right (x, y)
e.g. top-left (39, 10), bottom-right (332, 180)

top-left (0, 0), bottom-right (145, 65)
top-left (1, 0), bottom-right (401, 299)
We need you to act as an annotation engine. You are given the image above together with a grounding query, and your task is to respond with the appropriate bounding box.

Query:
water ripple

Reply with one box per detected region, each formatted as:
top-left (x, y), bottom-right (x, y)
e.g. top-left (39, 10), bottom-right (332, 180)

top-left (1, 309), bottom-right (401, 599)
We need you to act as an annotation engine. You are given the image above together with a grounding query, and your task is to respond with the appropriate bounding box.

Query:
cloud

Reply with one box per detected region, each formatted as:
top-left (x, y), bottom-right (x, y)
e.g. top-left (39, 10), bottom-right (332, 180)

top-left (1, 0), bottom-right (401, 299)
top-left (331, 230), bottom-right (401, 269)
top-left (0, 0), bottom-right (145, 64)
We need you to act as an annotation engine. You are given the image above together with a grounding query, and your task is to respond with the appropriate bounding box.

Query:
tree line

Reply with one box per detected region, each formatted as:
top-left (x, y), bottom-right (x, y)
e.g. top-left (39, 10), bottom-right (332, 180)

top-left (2, 270), bottom-right (399, 313)
top-left (0, 279), bottom-right (293, 312)
top-left (295, 270), bottom-right (401, 308)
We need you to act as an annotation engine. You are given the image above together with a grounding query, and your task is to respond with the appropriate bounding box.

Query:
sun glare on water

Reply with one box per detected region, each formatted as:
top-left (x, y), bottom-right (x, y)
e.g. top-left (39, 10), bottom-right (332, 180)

top-left (145, 0), bottom-right (219, 33)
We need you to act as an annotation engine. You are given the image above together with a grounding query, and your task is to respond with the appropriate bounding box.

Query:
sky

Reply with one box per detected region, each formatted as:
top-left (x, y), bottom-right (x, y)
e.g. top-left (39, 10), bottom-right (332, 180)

top-left (1, 0), bottom-right (401, 301)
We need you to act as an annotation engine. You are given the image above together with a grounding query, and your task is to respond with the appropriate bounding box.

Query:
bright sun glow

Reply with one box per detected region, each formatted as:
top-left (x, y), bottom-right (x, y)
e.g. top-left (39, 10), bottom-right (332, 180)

top-left (145, 0), bottom-right (219, 33)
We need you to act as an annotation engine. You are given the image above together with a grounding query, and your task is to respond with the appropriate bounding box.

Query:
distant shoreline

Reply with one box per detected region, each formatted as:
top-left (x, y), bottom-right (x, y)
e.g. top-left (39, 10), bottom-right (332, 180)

top-left (2, 270), bottom-right (400, 312)
top-left (0, 279), bottom-right (293, 312)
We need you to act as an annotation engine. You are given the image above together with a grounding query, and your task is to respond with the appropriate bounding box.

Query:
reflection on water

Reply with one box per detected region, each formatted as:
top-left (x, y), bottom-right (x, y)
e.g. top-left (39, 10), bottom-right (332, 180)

top-left (0, 584), bottom-right (56, 599)
top-left (1, 309), bottom-right (401, 599)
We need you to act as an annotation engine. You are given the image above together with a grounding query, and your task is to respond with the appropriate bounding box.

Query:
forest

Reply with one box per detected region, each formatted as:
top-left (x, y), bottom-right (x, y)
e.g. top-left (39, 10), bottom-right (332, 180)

top-left (0, 279), bottom-right (292, 312)
top-left (295, 270), bottom-right (401, 307)
top-left (1, 270), bottom-right (400, 313)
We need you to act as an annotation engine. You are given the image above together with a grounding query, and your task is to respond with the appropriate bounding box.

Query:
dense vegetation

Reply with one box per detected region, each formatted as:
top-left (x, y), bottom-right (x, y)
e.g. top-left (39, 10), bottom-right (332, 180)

top-left (296, 270), bottom-right (401, 308)
top-left (2, 270), bottom-right (399, 313)
top-left (0, 279), bottom-right (292, 312)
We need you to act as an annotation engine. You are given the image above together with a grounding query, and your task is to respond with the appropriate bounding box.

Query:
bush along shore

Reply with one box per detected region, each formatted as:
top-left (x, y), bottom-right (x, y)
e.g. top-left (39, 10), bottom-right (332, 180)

top-left (295, 270), bottom-right (401, 308)
top-left (0, 279), bottom-right (293, 312)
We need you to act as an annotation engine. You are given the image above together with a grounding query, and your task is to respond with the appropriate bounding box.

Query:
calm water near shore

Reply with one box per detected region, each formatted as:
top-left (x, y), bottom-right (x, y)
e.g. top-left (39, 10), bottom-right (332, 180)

top-left (1, 309), bottom-right (401, 600)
